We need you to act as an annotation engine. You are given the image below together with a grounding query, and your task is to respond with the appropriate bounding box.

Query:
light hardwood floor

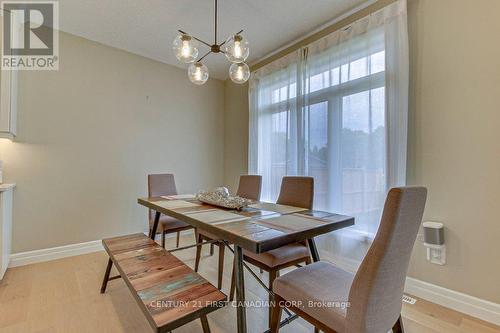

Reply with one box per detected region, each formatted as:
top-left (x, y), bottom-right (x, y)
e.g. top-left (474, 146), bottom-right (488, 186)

top-left (1, 234), bottom-right (499, 333)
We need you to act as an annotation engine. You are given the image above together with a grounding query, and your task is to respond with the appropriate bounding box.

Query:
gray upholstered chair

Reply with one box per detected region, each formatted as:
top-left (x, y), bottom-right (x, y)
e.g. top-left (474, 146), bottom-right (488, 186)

top-left (235, 174), bottom-right (263, 201)
top-left (270, 186), bottom-right (427, 333)
top-left (230, 176), bottom-right (315, 326)
top-left (148, 174), bottom-right (193, 248)
top-left (194, 175), bottom-right (262, 290)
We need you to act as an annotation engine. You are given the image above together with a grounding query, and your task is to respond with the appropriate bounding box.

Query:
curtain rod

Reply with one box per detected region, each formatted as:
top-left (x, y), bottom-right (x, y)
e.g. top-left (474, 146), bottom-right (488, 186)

top-left (250, 0), bottom-right (397, 72)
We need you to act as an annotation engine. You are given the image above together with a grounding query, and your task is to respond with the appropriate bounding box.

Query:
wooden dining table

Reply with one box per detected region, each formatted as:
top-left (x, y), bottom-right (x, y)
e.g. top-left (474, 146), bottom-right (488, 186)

top-left (138, 195), bottom-right (354, 333)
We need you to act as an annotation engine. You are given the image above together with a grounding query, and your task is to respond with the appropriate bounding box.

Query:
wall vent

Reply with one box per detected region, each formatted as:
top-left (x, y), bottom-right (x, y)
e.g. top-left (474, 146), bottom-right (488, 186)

top-left (402, 294), bottom-right (417, 305)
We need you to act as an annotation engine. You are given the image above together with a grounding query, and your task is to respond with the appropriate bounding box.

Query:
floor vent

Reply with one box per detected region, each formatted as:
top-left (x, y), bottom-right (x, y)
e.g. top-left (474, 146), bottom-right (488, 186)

top-left (402, 294), bottom-right (417, 305)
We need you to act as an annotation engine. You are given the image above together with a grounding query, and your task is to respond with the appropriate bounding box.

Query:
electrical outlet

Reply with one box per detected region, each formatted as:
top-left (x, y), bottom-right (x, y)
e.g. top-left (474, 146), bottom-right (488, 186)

top-left (427, 246), bottom-right (446, 265)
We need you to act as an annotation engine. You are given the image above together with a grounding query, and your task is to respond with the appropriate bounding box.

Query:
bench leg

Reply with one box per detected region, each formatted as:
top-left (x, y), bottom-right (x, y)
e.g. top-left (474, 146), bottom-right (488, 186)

top-left (100, 258), bottom-right (113, 294)
top-left (200, 315), bottom-right (211, 333)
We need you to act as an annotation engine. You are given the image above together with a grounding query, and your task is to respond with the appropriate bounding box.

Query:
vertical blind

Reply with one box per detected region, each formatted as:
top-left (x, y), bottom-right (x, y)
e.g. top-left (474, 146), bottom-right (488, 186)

top-left (249, 0), bottom-right (409, 235)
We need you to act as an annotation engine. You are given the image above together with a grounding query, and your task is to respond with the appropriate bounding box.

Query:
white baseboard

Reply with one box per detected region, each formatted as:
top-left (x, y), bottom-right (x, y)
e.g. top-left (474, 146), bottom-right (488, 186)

top-left (7, 238), bottom-right (500, 327)
top-left (8, 229), bottom-right (195, 269)
top-left (325, 254), bottom-right (500, 326)
top-left (9, 240), bottom-right (103, 268)
top-left (405, 277), bottom-right (500, 326)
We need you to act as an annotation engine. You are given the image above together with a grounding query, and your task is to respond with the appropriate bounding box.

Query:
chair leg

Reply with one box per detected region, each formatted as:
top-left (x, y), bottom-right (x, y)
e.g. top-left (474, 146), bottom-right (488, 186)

top-left (392, 315), bottom-right (404, 333)
top-left (161, 230), bottom-right (166, 248)
top-left (268, 269), bottom-right (279, 327)
top-left (176, 231), bottom-right (181, 248)
top-left (305, 257), bottom-right (312, 265)
top-left (270, 294), bottom-right (283, 333)
top-left (200, 314), bottom-right (211, 333)
top-left (217, 243), bottom-right (225, 290)
top-left (229, 256), bottom-right (236, 301)
top-left (210, 243), bottom-right (215, 256)
top-left (195, 231), bottom-right (202, 272)
top-left (100, 258), bottom-right (113, 294)
top-left (314, 328), bottom-right (320, 333)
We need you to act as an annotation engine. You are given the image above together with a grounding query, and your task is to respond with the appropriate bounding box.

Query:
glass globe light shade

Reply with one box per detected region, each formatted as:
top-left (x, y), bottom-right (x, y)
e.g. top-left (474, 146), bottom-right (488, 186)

top-left (229, 62), bottom-right (250, 84)
top-left (224, 35), bottom-right (249, 63)
top-left (188, 62), bottom-right (209, 85)
top-left (173, 34), bottom-right (199, 63)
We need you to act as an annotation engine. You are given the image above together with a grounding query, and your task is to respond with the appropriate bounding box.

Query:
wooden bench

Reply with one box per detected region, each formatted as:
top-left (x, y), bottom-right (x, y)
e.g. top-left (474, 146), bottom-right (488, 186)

top-left (100, 233), bottom-right (227, 333)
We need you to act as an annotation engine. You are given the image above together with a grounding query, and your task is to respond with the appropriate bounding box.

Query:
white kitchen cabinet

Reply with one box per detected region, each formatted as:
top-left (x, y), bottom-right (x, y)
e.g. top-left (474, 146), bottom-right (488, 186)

top-left (0, 67), bottom-right (18, 139)
top-left (0, 183), bottom-right (15, 280)
top-left (0, 16), bottom-right (18, 139)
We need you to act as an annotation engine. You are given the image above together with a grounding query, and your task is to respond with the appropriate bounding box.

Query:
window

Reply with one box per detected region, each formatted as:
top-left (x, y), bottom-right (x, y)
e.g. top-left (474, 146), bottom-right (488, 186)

top-left (250, 6), bottom-right (409, 235)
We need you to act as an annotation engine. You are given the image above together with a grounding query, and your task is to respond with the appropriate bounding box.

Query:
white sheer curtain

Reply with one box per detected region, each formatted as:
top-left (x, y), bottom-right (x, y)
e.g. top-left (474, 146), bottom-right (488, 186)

top-left (249, 0), bottom-right (408, 235)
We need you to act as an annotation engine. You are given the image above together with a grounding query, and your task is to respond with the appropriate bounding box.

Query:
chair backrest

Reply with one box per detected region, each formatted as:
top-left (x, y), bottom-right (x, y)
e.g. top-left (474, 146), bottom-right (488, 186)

top-left (148, 173), bottom-right (178, 197)
top-left (236, 175), bottom-right (262, 201)
top-left (147, 174), bottom-right (178, 223)
top-left (276, 176), bottom-right (314, 209)
top-left (347, 186), bottom-right (427, 333)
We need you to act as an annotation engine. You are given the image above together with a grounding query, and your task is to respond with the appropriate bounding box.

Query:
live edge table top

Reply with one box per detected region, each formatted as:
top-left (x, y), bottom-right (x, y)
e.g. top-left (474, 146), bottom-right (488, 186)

top-left (138, 196), bottom-right (354, 254)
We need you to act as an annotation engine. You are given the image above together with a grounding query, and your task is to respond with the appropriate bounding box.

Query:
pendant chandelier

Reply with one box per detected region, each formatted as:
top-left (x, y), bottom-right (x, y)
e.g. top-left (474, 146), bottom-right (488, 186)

top-left (172, 0), bottom-right (250, 85)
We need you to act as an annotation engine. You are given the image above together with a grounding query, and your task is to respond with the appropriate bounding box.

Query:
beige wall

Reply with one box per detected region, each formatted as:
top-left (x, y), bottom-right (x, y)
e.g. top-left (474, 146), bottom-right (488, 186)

top-left (0, 32), bottom-right (225, 253)
top-left (222, 0), bottom-right (500, 303)
top-left (223, 81), bottom-right (249, 192)
top-left (406, 0), bottom-right (500, 303)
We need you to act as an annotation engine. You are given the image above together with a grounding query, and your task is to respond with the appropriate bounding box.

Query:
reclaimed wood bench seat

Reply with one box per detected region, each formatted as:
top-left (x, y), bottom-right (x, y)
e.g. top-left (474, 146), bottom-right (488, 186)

top-left (100, 233), bottom-right (227, 333)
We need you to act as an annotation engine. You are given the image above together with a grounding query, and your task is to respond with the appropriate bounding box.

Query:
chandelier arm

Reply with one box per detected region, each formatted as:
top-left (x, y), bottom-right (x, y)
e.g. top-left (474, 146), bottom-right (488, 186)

top-left (219, 30), bottom-right (244, 47)
top-left (198, 50), bottom-right (212, 62)
top-left (178, 29), bottom-right (212, 48)
top-left (192, 36), bottom-right (212, 48)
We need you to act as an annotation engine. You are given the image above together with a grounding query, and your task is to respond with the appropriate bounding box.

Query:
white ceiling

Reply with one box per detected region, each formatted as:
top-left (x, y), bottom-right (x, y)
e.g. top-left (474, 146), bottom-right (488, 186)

top-left (59, 0), bottom-right (368, 80)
